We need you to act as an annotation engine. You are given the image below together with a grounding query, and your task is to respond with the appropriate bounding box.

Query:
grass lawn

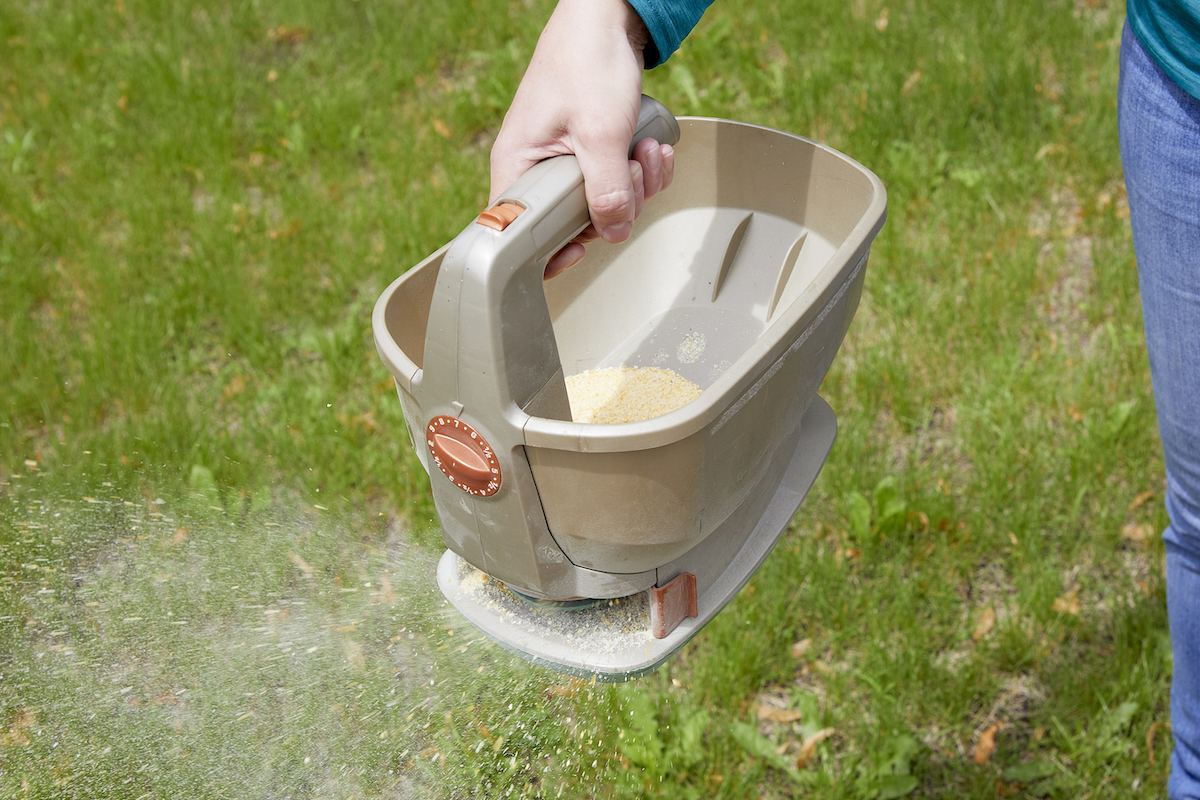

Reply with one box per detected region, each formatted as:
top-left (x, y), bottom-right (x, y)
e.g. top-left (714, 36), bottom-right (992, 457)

top-left (0, 0), bottom-right (1170, 797)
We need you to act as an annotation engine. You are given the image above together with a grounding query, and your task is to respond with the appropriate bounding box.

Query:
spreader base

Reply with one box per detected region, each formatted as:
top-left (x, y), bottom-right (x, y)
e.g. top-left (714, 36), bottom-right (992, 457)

top-left (435, 397), bottom-right (838, 681)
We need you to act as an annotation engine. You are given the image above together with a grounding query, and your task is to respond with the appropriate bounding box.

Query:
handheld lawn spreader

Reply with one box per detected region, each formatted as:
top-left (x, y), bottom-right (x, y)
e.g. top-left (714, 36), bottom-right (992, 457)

top-left (373, 97), bottom-right (886, 680)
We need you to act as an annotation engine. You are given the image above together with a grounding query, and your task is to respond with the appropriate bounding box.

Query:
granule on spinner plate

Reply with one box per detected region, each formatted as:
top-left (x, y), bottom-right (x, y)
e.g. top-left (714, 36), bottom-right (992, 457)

top-left (452, 557), bottom-right (651, 654)
top-left (565, 366), bottom-right (702, 424)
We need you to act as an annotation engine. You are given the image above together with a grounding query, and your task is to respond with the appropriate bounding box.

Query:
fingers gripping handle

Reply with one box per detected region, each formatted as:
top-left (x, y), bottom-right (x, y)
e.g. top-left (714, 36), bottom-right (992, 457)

top-left (493, 95), bottom-right (681, 268)
top-left (631, 95), bottom-right (682, 160)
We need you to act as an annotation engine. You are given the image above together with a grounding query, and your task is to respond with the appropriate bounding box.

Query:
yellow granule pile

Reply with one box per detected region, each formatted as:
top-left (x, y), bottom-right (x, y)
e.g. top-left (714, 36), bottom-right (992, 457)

top-left (565, 366), bottom-right (702, 424)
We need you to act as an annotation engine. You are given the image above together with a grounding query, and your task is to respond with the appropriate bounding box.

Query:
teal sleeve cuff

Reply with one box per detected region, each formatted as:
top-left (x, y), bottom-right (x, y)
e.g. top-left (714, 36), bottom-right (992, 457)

top-left (1126, 0), bottom-right (1200, 100)
top-left (628, 0), bottom-right (715, 68)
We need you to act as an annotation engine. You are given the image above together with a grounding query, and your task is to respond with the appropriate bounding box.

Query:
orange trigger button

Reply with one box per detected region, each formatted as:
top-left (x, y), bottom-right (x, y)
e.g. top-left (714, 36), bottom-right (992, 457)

top-left (476, 202), bottom-right (524, 231)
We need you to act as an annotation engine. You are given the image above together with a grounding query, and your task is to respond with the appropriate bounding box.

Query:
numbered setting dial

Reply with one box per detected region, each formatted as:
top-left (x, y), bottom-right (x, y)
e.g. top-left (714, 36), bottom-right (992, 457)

top-left (426, 416), bottom-right (501, 497)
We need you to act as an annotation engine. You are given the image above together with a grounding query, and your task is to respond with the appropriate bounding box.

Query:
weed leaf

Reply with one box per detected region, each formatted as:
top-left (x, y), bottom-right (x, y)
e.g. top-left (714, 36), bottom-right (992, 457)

top-left (873, 477), bottom-right (907, 535)
top-left (793, 691), bottom-right (824, 739)
top-left (616, 688), bottom-right (664, 769)
top-left (1104, 701), bottom-right (1139, 735)
top-left (856, 734), bottom-right (921, 798)
top-left (189, 464), bottom-right (218, 499)
top-left (669, 707), bottom-right (709, 768)
top-left (1001, 760), bottom-right (1056, 782)
top-left (882, 734), bottom-right (920, 775)
top-left (730, 722), bottom-right (793, 772)
top-left (1104, 399), bottom-right (1136, 440)
top-left (877, 775), bottom-right (920, 799)
top-left (949, 167), bottom-right (985, 188)
top-left (848, 491), bottom-right (872, 542)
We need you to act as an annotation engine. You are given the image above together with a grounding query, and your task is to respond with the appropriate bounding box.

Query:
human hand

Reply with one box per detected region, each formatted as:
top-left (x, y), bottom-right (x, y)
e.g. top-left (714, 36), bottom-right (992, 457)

top-left (489, 0), bottom-right (675, 278)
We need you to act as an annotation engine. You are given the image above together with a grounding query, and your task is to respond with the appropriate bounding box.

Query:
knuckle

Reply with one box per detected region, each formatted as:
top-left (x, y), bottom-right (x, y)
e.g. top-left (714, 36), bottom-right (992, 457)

top-left (589, 186), bottom-right (635, 219)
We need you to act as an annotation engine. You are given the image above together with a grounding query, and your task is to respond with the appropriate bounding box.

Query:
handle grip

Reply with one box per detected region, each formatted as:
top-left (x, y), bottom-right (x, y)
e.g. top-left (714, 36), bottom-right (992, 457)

top-left (493, 95), bottom-right (681, 267)
top-left (630, 95), bottom-right (682, 158)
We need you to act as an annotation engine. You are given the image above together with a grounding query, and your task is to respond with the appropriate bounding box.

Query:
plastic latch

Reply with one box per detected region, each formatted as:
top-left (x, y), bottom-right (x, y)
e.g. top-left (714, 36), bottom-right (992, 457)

top-left (650, 572), bottom-right (698, 639)
top-left (476, 202), bottom-right (524, 231)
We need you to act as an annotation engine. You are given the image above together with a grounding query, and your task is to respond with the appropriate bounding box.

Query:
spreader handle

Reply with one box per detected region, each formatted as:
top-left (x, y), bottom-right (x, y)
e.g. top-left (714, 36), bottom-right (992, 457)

top-left (414, 97), bottom-right (678, 600)
top-left (491, 95), bottom-right (681, 269)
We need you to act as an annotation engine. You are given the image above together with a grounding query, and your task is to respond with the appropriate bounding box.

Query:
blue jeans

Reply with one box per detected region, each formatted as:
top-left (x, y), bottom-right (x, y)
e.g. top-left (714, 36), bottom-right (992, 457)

top-left (1118, 20), bottom-right (1200, 799)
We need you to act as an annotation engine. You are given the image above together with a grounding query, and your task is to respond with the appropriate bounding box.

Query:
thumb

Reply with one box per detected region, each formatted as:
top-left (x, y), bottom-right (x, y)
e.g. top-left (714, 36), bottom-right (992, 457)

top-left (488, 138), bottom-right (542, 206)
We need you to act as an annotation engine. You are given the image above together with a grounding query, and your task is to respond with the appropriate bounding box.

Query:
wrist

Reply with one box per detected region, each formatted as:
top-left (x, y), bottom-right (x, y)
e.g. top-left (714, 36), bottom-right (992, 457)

top-left (617, 0), bottom-right (650, 54)
top-left (554, 0), bottom-right (648, 58)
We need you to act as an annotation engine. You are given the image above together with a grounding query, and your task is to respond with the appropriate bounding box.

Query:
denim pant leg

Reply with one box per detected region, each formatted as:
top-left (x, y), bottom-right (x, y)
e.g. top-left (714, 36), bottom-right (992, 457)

top-left (1118, 20), bottom-right (1200, 800)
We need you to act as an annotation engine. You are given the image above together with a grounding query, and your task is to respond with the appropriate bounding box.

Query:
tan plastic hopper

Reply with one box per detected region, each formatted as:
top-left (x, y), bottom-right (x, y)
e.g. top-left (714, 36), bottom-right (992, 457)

top-left (373, 97), bottom-right (886, 679)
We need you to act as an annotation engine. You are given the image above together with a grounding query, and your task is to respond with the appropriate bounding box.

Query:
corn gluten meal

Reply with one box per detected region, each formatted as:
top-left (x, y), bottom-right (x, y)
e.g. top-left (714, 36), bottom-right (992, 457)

top-left (565, 366), bottom-right (702, 424)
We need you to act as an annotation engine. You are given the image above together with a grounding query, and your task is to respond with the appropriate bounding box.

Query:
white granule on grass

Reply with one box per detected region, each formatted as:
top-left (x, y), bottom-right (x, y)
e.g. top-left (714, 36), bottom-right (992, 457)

top-left (565, 366), bottom-right (702, 424)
